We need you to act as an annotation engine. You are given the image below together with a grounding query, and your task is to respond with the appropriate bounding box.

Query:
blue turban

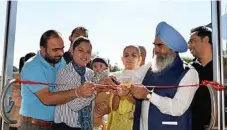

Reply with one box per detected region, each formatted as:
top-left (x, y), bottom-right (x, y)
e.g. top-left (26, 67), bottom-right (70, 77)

top-left (155, 21), bottom-right (188, 53)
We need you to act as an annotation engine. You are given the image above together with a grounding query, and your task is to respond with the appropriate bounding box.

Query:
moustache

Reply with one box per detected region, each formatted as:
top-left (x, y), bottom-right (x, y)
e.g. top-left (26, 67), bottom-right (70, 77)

top-left (154, 53), bottom-right (167, 60)
top-left (45, 53), bottom-right (62, 64)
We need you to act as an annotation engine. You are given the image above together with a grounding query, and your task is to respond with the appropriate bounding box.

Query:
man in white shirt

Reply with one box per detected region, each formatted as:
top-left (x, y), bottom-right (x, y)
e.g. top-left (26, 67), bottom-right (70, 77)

top-left (130, 21), bottom-right (199, 130)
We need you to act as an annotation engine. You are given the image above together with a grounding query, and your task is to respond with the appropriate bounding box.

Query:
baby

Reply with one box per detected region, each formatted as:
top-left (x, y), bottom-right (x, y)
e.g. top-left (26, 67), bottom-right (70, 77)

top-left (91, 57), bottom-right (111, 130)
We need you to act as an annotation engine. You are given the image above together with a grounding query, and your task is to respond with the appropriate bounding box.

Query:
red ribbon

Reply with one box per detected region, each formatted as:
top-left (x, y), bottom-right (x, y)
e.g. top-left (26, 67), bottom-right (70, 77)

top-left (15, 79), bottom-right (57, 86)
top-left (14, 79), bottom-right (225, 91)
top-left (144, 80), bottom-right (225, 90)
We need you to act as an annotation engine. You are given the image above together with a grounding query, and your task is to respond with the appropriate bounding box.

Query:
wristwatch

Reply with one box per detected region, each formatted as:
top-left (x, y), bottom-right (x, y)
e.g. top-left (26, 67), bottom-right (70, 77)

top-left (146, 92), bottom-right (152, 100)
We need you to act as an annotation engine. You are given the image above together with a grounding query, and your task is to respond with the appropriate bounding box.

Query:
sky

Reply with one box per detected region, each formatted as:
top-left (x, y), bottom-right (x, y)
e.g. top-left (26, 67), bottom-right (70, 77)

top-left (0, 0), bottom-right (227, 74)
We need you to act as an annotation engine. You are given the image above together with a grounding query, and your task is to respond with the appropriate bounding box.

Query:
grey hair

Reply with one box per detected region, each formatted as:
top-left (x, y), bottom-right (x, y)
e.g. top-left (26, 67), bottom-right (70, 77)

top-left (151, 53), bottom-right (175, 73)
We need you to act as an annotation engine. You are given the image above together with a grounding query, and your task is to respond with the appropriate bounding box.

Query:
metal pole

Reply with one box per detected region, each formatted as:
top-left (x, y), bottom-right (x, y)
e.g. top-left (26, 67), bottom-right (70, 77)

top-left (0, 1), bottom-right (17, 130)
top-left (211, 1), bottom-right (225, 130)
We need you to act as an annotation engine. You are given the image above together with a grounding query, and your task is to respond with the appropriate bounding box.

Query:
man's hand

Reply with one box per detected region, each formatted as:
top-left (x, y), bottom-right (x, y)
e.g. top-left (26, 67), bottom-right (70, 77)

top-left (130, 84), bottom-right (149, 99)
top-left (77, 82), bottom-right (95, 97)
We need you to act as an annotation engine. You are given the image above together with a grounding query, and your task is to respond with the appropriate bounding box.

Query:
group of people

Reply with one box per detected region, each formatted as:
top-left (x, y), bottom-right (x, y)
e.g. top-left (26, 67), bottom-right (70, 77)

top-left (10, 21), bottom-right (213, 130)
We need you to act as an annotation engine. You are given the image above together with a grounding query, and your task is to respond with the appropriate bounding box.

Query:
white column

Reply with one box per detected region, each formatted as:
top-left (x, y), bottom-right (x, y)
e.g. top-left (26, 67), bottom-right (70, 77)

top-left (211, 1), bottom-right (225, 130)
top-left (0, 1), bottom-right (17, 130)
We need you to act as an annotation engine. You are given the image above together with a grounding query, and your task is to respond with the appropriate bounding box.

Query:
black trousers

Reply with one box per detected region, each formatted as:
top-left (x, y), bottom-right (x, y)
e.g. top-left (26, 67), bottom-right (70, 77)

top-left (9, 127), bottom-right (18, 130)
top-left (54, 123), bottom-right (81, 130)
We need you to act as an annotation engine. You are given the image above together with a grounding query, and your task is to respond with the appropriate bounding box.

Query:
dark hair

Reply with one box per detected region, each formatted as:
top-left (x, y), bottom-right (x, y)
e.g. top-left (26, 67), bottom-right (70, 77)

top-left (40, 30), bottom-right (61, 48)
top-left (92, 57), bottom-right (109, 67)
top-left (24, 52), bottom-right (36, 61)
top-left (190, 26), bottom-right (212, 45)
top-left (19, 57), bottom-right (25, 73)
top-left (72, 36), bottom-right (92, 51)
top-left (19, 52), bottom-right (36, 73)
top-left (71, 26), bottom-right (88, 37)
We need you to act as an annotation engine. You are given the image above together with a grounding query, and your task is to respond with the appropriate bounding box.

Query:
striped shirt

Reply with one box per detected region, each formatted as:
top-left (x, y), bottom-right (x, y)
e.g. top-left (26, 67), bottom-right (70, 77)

top-left (54, 62), bottom-right (95, 128)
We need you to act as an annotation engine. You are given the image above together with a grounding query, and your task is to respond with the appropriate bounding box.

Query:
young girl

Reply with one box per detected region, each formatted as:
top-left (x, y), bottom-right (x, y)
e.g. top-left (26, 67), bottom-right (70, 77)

top-left (54, 36), bottom-right (95, 130)
top-left (107, 45), bottom-right (142, 130)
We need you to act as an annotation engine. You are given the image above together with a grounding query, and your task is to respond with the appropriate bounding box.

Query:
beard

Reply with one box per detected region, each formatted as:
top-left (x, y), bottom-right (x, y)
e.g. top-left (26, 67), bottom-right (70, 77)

top-left (44, 51), bottom-right (62, 65)
top-left (151, 52), bottom-right (175, 73)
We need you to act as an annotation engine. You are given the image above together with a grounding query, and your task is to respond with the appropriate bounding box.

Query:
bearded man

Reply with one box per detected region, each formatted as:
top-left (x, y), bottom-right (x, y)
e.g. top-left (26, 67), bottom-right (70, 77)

top-left (130, 21), bottom-right (199, 130)
top-left (19, 30), bottom-right (94, 130)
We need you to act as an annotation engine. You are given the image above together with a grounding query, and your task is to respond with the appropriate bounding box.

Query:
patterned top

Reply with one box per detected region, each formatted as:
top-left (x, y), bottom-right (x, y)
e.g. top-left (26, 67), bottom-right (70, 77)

top-left (91, 70), bottom-right (110, 83)
top-left (54, 62), bottom-right (95, 128)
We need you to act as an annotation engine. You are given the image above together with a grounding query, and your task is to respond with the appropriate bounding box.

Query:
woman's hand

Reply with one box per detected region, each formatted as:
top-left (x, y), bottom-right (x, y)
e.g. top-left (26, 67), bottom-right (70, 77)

top-left (117, 85), bottom-right (129, 97)
top-left (97, 76), bottom-right (120, 92)
top-left (77, 82), bottom-right (95, 97)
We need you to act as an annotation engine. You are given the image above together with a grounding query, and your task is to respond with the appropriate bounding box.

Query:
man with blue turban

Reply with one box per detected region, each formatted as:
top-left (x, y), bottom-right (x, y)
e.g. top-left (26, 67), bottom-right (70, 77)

top-left (129, 21), bottom-right (199, 130)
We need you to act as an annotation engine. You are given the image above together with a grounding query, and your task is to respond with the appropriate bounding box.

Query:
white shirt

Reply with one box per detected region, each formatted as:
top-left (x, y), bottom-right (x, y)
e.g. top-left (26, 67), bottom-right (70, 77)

top-left (130, 63), bottom-right (199, 130)
top-left (112, 70), bottom-right (142, 84)
top-left (111, 62), bottom-right (152, 84)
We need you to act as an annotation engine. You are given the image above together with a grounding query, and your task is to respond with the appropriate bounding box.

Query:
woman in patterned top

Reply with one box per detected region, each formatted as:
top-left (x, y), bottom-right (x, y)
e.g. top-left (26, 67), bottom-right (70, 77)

top-left (54, 36), bottom-right (95, 130)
